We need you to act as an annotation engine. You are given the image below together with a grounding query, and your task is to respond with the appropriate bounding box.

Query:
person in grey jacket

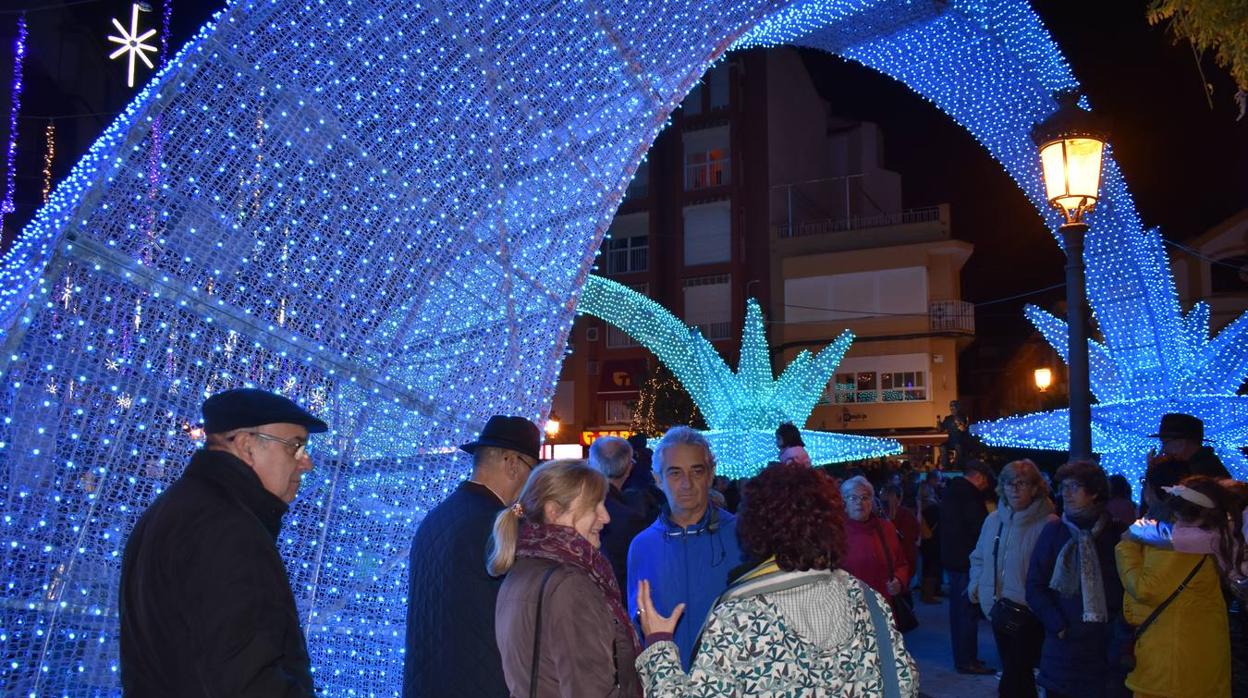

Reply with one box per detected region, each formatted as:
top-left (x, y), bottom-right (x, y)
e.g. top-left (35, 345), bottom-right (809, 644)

top-left (968, 459), bottom-right (1056, 698)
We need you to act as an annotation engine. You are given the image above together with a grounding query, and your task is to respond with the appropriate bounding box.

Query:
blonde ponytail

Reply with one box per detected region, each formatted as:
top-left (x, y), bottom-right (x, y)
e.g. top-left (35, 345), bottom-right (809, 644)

top-left (486, 504), bottom-right (523, 576)
top-left (484, 459), bottom-right (606, 577)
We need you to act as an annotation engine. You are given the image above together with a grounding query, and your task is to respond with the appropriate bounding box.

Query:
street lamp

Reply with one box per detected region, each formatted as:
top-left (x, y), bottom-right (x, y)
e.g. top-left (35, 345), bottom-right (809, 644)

top-left (1034, 367), bottom-right (1053, 393)
top-left (544, 413), bottom-right (561, 438)
top-left (1031, 91), bottom-right (1108, 461)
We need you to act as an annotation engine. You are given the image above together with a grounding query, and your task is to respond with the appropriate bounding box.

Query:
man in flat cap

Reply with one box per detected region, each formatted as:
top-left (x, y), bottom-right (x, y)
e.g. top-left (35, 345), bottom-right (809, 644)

top-left (119, 388), bottom-right (327, 696)
top-left (403, 415), bottom-right (541, 698)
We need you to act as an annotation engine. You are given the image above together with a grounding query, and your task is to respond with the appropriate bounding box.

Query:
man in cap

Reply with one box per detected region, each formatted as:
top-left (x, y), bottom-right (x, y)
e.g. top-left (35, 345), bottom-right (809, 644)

top-left (1153, 412), bottom-right (1230, 479)
top-left (119, 387), bottom-right (327, 696)
top-left (403, 415), bottom-right (541, 698)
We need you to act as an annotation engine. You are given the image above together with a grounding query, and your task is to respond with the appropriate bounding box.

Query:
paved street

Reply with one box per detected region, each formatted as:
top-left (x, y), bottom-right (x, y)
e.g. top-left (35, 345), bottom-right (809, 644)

top-left (903, 592), bottom-right (1003, 698)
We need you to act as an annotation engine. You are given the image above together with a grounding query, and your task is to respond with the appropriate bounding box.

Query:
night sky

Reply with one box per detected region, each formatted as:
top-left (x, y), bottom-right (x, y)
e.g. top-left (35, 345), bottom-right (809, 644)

top-left (0, 0), bottom-right (1243, 348)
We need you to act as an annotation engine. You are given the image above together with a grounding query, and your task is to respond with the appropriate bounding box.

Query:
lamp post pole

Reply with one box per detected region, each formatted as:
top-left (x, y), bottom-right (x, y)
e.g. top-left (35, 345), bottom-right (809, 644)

top-left (1032, 90), bottom-right (1106, 463)
top-left (1062, 222), bottom-right (1092, 460)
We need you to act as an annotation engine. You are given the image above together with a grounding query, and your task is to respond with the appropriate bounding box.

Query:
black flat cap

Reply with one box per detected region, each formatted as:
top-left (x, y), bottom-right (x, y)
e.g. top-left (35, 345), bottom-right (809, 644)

top-left (202, 388), bottom-right (329, 434)
top-left (460, 415), bottom-right (541, 462)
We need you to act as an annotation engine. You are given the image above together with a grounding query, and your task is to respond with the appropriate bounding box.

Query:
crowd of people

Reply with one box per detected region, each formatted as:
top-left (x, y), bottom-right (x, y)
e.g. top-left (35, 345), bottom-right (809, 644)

top-left (114, 388), bottom-right (1248, 698)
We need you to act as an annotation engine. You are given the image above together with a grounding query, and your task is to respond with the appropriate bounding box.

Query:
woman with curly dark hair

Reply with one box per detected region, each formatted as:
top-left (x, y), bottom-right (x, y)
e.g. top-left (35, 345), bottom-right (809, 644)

top-left (633, 462), bottom-right (918, 696)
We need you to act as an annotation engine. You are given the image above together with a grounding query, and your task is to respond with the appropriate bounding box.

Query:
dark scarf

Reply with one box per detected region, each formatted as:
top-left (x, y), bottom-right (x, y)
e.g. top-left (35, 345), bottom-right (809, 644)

top-left (516, 522), bottom-right (641, 653)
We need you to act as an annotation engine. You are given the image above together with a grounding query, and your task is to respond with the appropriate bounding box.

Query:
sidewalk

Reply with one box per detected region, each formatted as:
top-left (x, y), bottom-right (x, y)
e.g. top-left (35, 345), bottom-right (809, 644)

top-left (903, 592), bottom-right (1002, 697)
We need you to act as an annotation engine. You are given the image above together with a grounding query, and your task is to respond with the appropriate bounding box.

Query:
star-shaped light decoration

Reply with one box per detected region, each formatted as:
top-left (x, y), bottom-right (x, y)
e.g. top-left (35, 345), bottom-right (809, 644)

top-left (972, 224), bottom-right (1248, 483)
top-left (107, 4), bottom-right (158, 88)
top-left (578, 275), bottom-right (901, 477)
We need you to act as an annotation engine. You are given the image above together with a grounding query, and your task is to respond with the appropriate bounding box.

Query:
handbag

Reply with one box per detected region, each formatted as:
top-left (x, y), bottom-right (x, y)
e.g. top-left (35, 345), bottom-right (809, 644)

top-left (1119, 555), bottom-right (1207, 672)
top-left (987, 521), bottom-right (1040, 636)
top-left (874, 520), bottom-right (919, 633)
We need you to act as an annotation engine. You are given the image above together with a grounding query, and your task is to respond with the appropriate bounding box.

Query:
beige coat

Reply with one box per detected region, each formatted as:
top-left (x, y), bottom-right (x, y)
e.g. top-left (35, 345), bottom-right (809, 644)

top-left (496, 557), bottom-right (641, 698)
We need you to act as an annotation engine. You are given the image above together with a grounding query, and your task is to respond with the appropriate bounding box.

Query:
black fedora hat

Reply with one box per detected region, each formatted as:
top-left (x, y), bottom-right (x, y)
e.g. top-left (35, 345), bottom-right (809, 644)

top-left (1150, 413), bottom-right (1205, 442)
top-left (460, 415), bottom-right (541, 461)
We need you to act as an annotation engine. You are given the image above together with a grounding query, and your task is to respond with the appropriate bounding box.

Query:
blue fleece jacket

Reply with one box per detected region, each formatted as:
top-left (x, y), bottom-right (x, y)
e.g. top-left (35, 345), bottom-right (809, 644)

top-left (626, 505), bottom-right (744, 670)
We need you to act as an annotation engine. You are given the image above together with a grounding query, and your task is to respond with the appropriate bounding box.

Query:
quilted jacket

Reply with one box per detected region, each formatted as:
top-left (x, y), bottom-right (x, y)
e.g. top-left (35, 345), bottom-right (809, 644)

top-left (403, 481), bottom-right (508, 698)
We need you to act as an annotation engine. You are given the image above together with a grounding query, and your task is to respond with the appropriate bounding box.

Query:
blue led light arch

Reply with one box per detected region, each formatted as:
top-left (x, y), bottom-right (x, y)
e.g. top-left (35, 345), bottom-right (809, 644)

top-left (0, 0), bottom-right (1177, 694)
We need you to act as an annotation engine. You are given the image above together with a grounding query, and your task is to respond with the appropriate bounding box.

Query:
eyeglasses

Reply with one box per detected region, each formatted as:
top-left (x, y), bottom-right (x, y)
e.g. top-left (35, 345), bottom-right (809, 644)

top-left (234, 431), bottom-right (309, 460)
top-left (1004, 481), bottom-right (1035, 491)
top-left (844, 494), bottom-right (872, 504)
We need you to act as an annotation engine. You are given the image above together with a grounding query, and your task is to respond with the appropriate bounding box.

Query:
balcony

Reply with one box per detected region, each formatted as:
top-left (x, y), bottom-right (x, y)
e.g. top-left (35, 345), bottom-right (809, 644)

top-left (685, 158), bottom-right (731, 190)
top-left (929, 300), bottom-right (974, 335)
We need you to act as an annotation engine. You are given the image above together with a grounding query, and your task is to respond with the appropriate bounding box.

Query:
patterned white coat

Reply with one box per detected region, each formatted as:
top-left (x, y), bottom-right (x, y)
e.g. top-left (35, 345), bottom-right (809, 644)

top-left (636, 569), bottom-right (918, 697)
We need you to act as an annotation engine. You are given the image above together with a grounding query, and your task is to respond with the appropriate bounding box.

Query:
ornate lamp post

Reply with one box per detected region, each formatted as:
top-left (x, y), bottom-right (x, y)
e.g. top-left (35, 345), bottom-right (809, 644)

top-left (1031, 91), bottom-right (1108, 461)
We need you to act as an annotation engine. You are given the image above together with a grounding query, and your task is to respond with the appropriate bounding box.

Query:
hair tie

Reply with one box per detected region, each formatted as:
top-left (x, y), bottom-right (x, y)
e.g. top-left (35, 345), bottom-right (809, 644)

top-left (1162, 485), bottom-right (1216, 509)
top-left (511, 502), bottom-right (525, 518)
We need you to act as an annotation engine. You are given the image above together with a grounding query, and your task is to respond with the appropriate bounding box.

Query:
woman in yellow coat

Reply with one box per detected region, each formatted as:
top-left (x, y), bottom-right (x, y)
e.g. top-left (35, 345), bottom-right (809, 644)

top-left (1116, 464), bottom-right (1230, 698)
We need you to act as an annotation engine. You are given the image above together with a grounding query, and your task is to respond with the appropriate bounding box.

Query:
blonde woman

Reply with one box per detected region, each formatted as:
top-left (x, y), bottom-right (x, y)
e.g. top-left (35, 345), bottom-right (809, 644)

top-left (488, 459), bottom-right (641, 697)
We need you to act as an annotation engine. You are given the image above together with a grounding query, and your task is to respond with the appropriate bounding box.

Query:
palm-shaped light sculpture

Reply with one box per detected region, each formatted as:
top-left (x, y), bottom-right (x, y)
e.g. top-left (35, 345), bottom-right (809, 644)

top-left (972, 224), bottom-right (1248, 483)
top-left (578, 275), bottom-right (900, 477)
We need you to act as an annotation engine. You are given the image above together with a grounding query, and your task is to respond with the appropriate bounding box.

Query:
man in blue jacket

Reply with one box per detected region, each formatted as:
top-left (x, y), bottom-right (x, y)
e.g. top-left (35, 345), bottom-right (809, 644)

top-left (626, 426), bottom-right (744, 670)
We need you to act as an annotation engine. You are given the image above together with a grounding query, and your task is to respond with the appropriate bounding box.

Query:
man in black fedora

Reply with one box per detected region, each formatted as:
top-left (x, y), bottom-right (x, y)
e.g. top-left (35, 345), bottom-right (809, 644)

top-left (403, 415), bottom-right (541, 698)
top-left (120, 387), bottom-right (328, 696)
top-left (1152, 412), bottom-right (1230, 479)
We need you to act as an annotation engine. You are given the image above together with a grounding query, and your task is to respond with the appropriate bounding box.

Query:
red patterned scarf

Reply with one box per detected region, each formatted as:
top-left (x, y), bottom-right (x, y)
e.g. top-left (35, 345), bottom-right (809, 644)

top-left (516, 522), bottom-right (641, 653)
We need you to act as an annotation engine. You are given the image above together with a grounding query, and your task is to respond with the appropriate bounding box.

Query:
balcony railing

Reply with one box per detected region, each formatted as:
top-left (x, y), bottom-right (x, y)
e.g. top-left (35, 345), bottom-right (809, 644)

top-left (774, 206), bottom-right (943, 238)
top-left (685, 159), bottom-right (731, 190)
top-left (929, 300), bottom-right (974, 334)
top-left (605, 247), bottom-right (648, 275)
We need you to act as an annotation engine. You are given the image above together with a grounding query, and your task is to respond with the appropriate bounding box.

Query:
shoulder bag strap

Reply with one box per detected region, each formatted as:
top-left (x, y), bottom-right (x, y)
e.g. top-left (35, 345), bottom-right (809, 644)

top-left (860, 580), bottom-right (902, 698)
top-left (529, 565), bottom-right (558, 698)
top-left (991, 519), bottom-right (1004, 601)
top-left (1134, 555), bottom-right (1207, 641)
top-left (873, 519), bottom-right (896, 586)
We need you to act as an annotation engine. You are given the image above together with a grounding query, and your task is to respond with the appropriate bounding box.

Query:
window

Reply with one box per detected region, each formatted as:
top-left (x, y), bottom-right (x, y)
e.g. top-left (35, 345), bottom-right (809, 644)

top-left (683, 275), bottom-right (731, 340)
top-left (605, 213), bottom-right (648, 274)
top-left (606, 326), bottom-right (639, 348)
top-left (683, 126), bottom-right (730, 190)
top-left (881, 371), bottom-right (926, 401)
top-left (707, 62), bottom-right (729, 110)
top-left (826, 354), bottom-right (929, 404)
top-left (834, 372), bottom-right (878, 403)
top-left (683, 201), bottom-right (731, 266)
top-left (681, 62), bottom-right (729, 115)
top-left (682, 82), bottom-right (703, 116)
top-left (625, 160), bottom-right (649, 200)
top-left (785, 267), bottom-right (928, 322)
top-left (604, 399), bottom-right (635, 425)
